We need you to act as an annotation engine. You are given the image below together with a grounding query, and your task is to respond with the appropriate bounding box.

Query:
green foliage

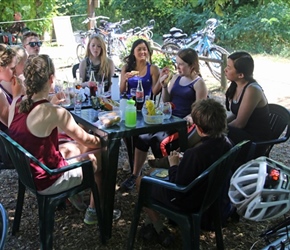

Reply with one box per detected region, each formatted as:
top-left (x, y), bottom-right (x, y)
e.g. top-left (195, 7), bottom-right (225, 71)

top-left (219, 2), bottom-right (290, 57)
top-left (0, 0), bottom-right (57, 36)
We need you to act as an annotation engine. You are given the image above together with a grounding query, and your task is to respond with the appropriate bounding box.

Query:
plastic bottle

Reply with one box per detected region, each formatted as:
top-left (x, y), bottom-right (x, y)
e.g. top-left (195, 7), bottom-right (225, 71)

top-left (111, 79), bottom-right (120, 101)
top-left (136, 79), bottom-right (144, 111)
top-left (88, 71), bottom-right (97, 97)
top-left (120, 92), bottom-right (128, 121)
top-left (125, 99), bottom-right (137, 127)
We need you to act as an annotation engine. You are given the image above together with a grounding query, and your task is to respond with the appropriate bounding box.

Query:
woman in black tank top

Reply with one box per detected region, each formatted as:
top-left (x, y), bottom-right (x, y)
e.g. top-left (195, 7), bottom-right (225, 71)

top-left (225, 51), bottom-right (272, 164)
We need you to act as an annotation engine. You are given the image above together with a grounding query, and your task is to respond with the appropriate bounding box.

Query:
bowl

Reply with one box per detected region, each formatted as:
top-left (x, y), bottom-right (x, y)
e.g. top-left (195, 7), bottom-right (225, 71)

top-left (98, 110), bottom-right (121, 128)
top-left (142, 109), bottom-right (164, 124)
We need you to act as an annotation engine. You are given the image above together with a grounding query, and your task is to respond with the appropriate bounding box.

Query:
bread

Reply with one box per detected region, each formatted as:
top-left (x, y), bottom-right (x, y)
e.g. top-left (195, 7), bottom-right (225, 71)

top-left (164, 71), bottom-right (173, 85)
top-left (131, 70), bottom-right (139, 76)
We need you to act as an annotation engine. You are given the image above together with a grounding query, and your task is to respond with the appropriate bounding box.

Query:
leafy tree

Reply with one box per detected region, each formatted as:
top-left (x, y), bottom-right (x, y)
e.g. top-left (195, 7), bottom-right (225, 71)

top-left (0, 0), bottom-right (57, 35)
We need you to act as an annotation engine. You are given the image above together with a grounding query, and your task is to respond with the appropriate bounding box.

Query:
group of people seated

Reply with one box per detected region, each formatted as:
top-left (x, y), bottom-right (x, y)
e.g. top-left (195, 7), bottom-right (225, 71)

top-left (0, 22), bottom-right (273, 247)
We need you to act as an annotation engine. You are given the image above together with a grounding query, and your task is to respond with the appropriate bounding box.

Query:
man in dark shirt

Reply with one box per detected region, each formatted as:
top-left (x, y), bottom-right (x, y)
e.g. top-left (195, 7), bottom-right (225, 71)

top-left (7, 12), bottom-right (26, 35)
top-left (137, 99), bottom-right (233, 247)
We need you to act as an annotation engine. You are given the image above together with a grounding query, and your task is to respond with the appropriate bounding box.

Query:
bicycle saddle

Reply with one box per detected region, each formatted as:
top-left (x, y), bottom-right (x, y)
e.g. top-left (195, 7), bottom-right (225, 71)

top-left (173, 32), bottom-right (187, 39)
top-left (169, 27), bottom-right (183, 34)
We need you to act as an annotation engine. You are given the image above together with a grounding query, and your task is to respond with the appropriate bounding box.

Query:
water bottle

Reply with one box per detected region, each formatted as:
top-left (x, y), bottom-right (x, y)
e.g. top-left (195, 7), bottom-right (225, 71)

top-left (120, 92), bottom-right (128, 121)
top-left (136, 79), bottom-right (144, 111)
top-left (125, 99), bottom-right (136, 127)
top-left (111, 79), bottom-right (120, 101)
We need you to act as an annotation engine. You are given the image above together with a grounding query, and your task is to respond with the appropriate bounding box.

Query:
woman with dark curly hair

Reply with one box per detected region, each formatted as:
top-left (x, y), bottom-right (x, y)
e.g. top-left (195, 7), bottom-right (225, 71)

top-left (120, 39), bottom-right (160, 97)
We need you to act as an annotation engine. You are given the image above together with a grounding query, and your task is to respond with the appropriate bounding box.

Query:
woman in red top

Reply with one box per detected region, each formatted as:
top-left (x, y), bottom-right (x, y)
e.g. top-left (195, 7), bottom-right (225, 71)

top-left (8, 54), bottom-right (101, 225)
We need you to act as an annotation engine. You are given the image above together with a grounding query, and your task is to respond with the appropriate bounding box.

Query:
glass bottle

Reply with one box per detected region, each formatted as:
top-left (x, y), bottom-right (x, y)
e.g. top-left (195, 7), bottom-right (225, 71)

top-left (88, 70), bottom-right (97, 97)
top-left (136, 79), bottom-right (144, 111)
top-left (125, 99), bottom-right (137, 127)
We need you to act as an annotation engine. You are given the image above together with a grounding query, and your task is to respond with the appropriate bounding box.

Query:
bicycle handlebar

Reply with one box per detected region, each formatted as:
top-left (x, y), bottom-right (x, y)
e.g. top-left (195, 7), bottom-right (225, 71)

top-left (82, 15), bottom-right (110, 24)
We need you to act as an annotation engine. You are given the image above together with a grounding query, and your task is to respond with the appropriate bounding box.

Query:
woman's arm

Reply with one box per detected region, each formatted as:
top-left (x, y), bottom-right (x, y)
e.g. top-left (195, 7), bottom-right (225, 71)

top-left (119, 65), bottom-right (128, 94)
top-left (228, 85), bottom-right (264, 128)
top-left (194, 78), bottom-right (208, 101)
top-left (55, 108), bottom-right (100, 149)
top-left (108, 58), bottom-right (115, 77)
top-left (79, 59), bottom-right (87, 87)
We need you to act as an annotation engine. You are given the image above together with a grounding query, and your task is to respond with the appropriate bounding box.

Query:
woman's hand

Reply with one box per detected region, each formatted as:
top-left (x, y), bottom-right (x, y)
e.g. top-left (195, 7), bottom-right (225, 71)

top-left (168, 150), bottom-right (180, 167)
top-left (11, 75), bottom-right (25, 98)
top-left (184, 115), bottom-right (193, 126)
top-left (125, 72), bottom-right (134, 81)
top-left (49, 92), bottom-right (66, 105)
top-left (159, 67), bottom-right (171, 88)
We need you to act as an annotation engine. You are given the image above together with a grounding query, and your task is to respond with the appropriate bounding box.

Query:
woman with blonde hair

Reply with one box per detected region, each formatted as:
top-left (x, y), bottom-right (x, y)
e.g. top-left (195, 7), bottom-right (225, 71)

top-left (79, 34), bottom-right (115, 91)
top-left (8, 54), bottom-right (102, 225)
top-left (0, 44), bottom-right (17, 129)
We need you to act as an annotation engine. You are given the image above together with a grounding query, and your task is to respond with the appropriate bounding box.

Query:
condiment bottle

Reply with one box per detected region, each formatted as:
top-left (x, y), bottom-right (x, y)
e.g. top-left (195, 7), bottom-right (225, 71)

top-left (125, 99), bottom-right (137, 127)
top-left (136, 79), bottom-right (144, 111)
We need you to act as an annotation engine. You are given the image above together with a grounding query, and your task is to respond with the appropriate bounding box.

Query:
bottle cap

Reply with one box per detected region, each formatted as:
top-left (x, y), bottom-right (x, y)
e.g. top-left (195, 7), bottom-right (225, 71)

top-left (127, 99), bottom-right (135, 105)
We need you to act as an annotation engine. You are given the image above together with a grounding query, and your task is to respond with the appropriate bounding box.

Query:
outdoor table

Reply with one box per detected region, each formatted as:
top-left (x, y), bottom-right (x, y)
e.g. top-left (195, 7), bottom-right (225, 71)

top-left (70, 108), bottom-right (188, 239)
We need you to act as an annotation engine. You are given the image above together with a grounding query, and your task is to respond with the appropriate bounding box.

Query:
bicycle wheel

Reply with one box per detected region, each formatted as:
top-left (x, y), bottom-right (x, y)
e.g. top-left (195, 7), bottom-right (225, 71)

top-left (205, 45), bottom-right (229, 82)
top-left (76, 44), bottom-right (86, 62)
top-left (161, 43), bottom-right (180, 64)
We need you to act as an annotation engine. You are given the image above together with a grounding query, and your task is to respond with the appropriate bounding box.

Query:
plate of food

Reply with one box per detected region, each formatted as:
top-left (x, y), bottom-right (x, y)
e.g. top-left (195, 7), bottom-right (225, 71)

top-left (150, 168), bottom-right (169, 180)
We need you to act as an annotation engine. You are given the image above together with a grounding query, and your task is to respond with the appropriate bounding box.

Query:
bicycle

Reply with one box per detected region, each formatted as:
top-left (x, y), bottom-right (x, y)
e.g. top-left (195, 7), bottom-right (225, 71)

top-left (161, 18), bottom-right (229, 82)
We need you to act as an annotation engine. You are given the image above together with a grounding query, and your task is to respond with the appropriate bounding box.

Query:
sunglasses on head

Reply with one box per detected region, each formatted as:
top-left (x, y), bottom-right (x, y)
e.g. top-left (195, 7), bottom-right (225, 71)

top-left (27, 41), bottom-right (42, 48)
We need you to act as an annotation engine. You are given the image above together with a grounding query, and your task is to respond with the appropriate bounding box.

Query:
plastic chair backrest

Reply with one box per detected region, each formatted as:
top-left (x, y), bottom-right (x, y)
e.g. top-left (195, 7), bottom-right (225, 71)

top-left (0, 131), bottom-right (39, 194)
top-left (268, 103), bottom-right (290, 143)
top-left (185, 140), bottom-right (249, 212)
top-left (0, 203), bottom-right (8, 250)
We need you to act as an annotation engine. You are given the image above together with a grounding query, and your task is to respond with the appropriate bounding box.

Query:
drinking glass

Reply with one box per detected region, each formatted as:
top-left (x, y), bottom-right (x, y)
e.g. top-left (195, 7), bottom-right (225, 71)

top-left (162, 102), bottom-right (172, 119)
top-left (74, 93), bottom-right (82, 113)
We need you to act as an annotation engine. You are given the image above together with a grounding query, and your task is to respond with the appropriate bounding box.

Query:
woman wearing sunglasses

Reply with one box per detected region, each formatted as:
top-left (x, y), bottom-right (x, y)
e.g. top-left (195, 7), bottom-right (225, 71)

top-left (22, 31), bottom-right (42, 55)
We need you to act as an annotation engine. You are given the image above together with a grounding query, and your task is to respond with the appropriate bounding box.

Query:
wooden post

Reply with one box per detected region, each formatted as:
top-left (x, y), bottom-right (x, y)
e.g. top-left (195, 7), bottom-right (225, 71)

top-left (87, 0), bottom-right (99, 30)
top-left (220, 53), bottom-right (227, 91)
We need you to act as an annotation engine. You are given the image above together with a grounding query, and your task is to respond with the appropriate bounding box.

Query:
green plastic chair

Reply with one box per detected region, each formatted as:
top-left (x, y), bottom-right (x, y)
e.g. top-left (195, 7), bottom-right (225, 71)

top-left (246, 103), bottom-right (290, 161)
top-left (0, 203), bottom-right (8, 250)
top-left (0, 131), bottom-right (105, 249)
top-left (127, 140), bottom-right (249, 250)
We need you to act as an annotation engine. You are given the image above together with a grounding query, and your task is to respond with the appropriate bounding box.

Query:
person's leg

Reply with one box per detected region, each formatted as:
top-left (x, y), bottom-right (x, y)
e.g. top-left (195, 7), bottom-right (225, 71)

top-left (136, 176), bottom-right (174, 246)
top-left (59, 141), bottom-right (102, 215)
top-left (120, 134), bottom-right (152, 191)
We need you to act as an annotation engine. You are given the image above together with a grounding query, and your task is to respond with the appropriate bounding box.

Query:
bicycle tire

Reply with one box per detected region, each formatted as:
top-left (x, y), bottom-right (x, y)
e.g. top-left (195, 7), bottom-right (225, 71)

top-left (205, 45), bottom-right (230, 82)
top-left (161, 43), bottom-right (180, 62)
top-left (76, 44), bottom-right (86, 62)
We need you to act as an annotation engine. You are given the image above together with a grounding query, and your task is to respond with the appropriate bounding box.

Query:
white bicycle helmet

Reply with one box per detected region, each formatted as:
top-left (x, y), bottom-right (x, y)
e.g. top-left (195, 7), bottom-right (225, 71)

top-left (229, 157), bottom-right (290, 221)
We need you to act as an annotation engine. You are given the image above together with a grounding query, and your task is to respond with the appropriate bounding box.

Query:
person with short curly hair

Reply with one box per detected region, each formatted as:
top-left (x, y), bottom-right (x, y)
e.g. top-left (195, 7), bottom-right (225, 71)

top-left (136, 99), bottom-right (232, 247)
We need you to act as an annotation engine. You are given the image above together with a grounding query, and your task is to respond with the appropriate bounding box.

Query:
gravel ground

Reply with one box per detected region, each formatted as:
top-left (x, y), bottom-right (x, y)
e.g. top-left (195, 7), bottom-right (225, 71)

top-left (0, 52), bottom-right (290, 250)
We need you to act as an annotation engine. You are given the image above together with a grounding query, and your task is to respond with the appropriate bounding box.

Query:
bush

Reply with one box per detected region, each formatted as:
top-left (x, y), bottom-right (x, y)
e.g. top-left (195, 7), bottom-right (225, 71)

top-left (218, 2), bottom-right (290, 57)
